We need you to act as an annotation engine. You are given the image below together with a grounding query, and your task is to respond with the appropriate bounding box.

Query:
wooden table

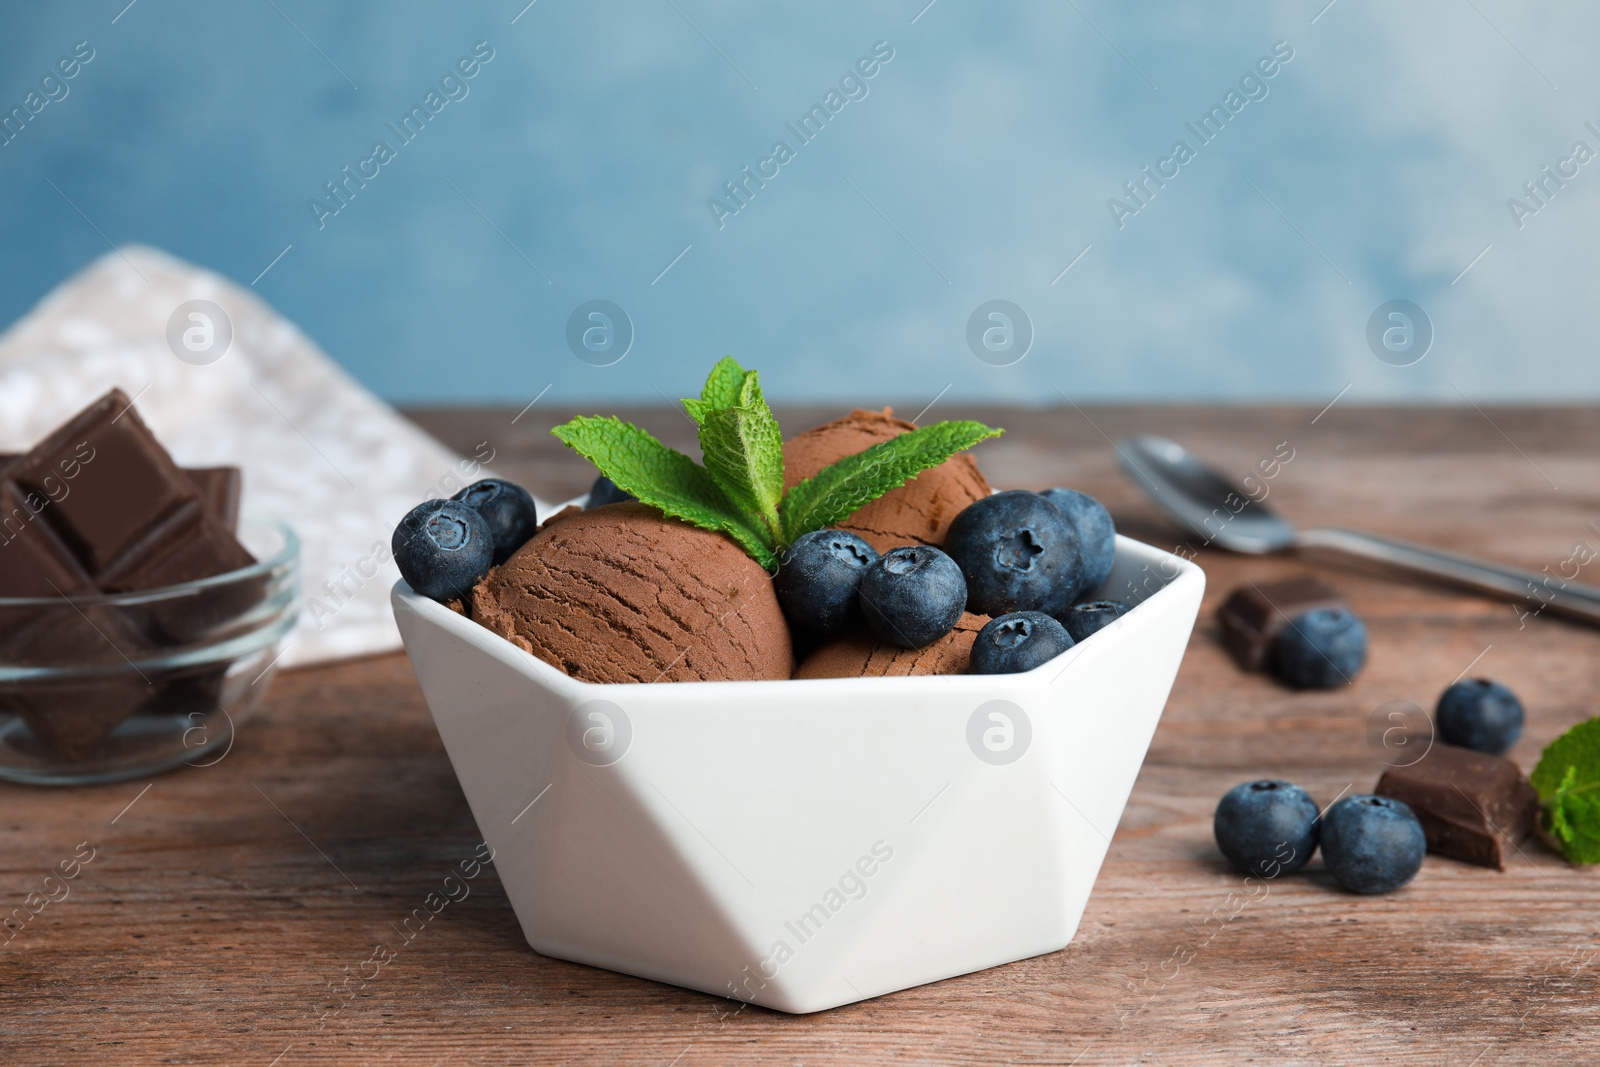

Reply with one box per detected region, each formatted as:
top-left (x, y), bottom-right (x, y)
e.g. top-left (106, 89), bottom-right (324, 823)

top-left (5, 404), bottom-right (1598, 1066)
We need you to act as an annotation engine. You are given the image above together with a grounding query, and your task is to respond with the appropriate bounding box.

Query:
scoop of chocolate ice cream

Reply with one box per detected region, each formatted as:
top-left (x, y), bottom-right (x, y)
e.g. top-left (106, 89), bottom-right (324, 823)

top-left (470, 503), bottom-right (793, 684)
top-left (794, 612), bottom-right (990, 679)
top-left (783, 408), bottom-right (992, 553)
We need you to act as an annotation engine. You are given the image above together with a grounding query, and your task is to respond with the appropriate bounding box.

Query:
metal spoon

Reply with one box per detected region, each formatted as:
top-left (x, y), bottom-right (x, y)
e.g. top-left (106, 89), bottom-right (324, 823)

top-left (1117, 433), bottom-right (1600, 625)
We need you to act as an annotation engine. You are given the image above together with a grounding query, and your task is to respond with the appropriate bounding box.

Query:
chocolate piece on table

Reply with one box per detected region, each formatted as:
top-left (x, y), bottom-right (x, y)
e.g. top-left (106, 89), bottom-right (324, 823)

top-left (1375, 742), bottom-right (1537, 870)
top-left (1215, 575), bottom-right (1348, 671)
top-left (3, 389), bottom-right (252, 591)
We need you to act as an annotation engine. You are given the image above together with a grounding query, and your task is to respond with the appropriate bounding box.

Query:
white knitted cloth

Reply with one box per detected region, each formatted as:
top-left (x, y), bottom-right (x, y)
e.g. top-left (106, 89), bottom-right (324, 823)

top-left (0, 246), bottom-right (545, 666)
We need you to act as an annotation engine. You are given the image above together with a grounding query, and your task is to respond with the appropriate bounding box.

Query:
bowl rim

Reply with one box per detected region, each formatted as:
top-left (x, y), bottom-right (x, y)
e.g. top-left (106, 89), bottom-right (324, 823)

top-left (0, 512), bottom-right (299, 608)
top-left (393, 531), bottom-right (1205, 696)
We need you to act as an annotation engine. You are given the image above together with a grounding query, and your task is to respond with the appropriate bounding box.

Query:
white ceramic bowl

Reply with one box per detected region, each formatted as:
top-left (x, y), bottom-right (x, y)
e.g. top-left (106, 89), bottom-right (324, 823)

top-left (393, 530), bottom-right (1203, 1013)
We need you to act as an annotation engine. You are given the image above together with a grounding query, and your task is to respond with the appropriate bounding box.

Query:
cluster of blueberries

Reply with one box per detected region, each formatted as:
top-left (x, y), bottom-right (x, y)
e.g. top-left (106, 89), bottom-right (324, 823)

top-left (777, 488), bottom-right (1130, 674)
top-left (1214, 677), bottom-right (1525, 894)
top-left (393, 479), bottom-right (539, 602)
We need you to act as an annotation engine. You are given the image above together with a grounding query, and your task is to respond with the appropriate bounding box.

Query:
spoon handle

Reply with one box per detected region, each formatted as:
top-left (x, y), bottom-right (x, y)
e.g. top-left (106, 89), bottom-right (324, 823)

top-left (1297, 526), bottom-right (1600, 626)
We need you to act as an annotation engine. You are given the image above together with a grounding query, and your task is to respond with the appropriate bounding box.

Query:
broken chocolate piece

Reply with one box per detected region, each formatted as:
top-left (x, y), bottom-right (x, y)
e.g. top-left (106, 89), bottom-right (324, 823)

top-left (0, 481), bottom-right (95, 598)
top-left (1375, 742), bottom-right (1537, 869)
top-left (185, 467), bottom-right (242, 531)
top-left (0, 455), bottom-right (241, 531)
top-left (8, 390), bottom-right (194, 573)
top-left (0, 391), bottom-right (258, 762)
top-left (1216, 575), bottom-right (1348, 671)
top-left (1, 390), bottom-right (252, 591)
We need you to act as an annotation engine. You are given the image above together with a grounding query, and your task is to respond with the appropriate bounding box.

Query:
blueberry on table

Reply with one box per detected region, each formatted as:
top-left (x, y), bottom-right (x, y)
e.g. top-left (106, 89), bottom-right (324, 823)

top-left (1271, 607), bottom-right (1367, 689)
top-left (1435, 678), bottom-right (1524, 755)
top-left (774, 529), bottom-right (879, 638)
top-left (945, 490), bottom-right (1084, 618)
top-left (393, 499), bottom-right (495, 602)
top-left (587, 474), bottom-right (635, 508)
top-left (1040, 488), bottom-right (1116, 594)
top-left (1320, 794), bottom-right (1426, 894)
top-left (858, 545), bottom-right (967, 649)
top-left (452, 479), bottom-right (539, 564)
top-left (969, 611), bottom-right (1074, 674)
top-left (1062, 598), bottom-right (1130, 643)
top-left (1212, 779), bottom-right (1320, 878)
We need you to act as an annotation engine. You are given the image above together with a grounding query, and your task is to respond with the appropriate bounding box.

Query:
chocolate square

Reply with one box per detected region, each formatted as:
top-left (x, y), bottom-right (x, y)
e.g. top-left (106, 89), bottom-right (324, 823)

top-left (1, 677), bottom-right (157, 759)
top-left (95, 499), bottom-right (253, 593)
top-left (1376, 742), bottom-right (1538, 869)
top-left (1216, 575), bottom-right (1348, 671)
top-left (185, 467), bottom-right (242, 531)
top-left (0, 481), bottom-right (95, 598)
top-left (0, 455), bottom-right (240, 531)
top-left (6, 390), bottom-right (196, 574)
top-left (0, 391), bottom-right (257, 762)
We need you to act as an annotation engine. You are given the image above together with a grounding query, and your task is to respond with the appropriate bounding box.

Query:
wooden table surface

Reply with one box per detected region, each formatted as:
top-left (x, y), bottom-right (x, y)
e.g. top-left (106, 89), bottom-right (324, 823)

top-left (5, 403), bottom-right (1599, 1066)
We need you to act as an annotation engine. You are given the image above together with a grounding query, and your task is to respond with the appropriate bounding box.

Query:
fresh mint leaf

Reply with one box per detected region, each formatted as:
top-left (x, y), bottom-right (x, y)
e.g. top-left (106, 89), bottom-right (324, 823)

top-left (697, 371), bottom-right (785, 539)
top-left (1531, 717), bottom-right (1600, 865)
top-left (551, 415), bottom-right (776, 567)
top-left (780, 420), bottom-right (1004, 544)
top-left (684, 356), bottom-right (748, 425)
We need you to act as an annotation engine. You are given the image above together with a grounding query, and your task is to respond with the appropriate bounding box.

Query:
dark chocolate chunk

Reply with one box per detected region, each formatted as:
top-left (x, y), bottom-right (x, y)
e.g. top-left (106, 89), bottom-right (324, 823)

top-left (0, 392), bottom-right (256, 762)
top-left (0, 481), bottom-right (95, 598)
top-left (1216, 575), bottom-right (1348, 671)
top-left (0, 454), bottom-right (240, 531)
top-left (1, 678), bottom-right (156, 760)
top-left (2, 390), bottom-right (252, 591)
top-left (95, 498), bottom-right (253, 593)
top-left (1375, 742), bottom-right (1537, 870)
top-left (7, 390), bottom-right (194, 573)
top-left (185, 466), bottom-right (242, 531)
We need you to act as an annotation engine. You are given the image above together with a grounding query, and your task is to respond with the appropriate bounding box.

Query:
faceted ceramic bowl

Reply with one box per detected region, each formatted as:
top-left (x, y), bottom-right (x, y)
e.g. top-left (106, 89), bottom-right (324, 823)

top-left (393, 531), bottom-right (1203, 1013)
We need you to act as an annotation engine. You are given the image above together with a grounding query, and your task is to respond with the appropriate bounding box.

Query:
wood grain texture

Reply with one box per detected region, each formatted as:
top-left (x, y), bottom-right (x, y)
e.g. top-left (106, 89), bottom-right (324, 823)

top-left (4, 404), bottom-right (1599, 1066)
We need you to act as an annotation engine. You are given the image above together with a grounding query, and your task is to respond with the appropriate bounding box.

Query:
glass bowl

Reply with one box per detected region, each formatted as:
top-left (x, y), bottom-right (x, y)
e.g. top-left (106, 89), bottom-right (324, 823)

top-left (0, 515), bottom-right (299, 785)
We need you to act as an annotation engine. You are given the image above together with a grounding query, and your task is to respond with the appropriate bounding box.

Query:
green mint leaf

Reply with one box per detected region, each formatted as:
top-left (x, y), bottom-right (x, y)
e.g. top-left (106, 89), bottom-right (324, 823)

top-left (780, 420), bottom-right (1003, 544)
top-left (697, 371), bottom-right (785, 538)
top-left (550, 415), bottom-right (776, 568)
top-left (1531, 717), bottom-right (1600, 865)
top-left (684, 356), bottom-right (749, 425)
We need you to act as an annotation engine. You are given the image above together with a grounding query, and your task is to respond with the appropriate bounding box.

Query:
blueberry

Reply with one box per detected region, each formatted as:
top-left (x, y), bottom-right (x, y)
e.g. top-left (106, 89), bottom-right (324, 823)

top-left (452, 479), bottom-right (539, 564)
top-left (1435, 678), bottom-right (1524, 755)
top-left (945, 491), bottom-right (1084, 618)
top-left (393, 499), bottom-right (494, 602)
top-left (1212, 779), bottom-right (1320, 878)
top-left (774, 529), bottom-right (879, 637)
top-left (1272, 607), bottom-right (1367, 689)
top-left (969, 611), bottom-right (1074, 674)
top-left (1040, 488), bottom-right (1116, 593)
top-left (587, 474), bottom-right (635, 508)
top-left (858, 546), bottom-right (966, 648)
top-left (1063, 599), bottom-right (1130, 643)
top-left (1320, 794), bottom-right (1426, 894)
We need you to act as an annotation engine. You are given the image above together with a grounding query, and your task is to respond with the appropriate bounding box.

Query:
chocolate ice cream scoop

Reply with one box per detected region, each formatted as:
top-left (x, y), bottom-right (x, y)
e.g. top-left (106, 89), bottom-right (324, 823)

top-left (783, 408), bottom-right (992, 553)
top-left (470, 503), bottom-right (793, 684)
top-left (794, 612), bottom-right (990, 679)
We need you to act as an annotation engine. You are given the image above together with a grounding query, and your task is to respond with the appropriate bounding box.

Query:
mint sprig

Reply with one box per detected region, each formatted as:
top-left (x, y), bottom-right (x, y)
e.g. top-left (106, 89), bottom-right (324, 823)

top-left (549, 415), bottom-right (776, 567)
top-left (780, 420), bottom-right (1003, 543)
top-left (1531, 717), bottom-right (1600, 865)
top-left (551, 356), bottom-right (1003, 566)
top-left (693, 368), bottom-right (785, 541)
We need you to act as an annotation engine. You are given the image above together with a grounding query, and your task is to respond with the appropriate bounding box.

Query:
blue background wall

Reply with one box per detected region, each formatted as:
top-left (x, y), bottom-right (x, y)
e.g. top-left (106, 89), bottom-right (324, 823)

top-left (1, 1), bottom-right (1595, 404)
